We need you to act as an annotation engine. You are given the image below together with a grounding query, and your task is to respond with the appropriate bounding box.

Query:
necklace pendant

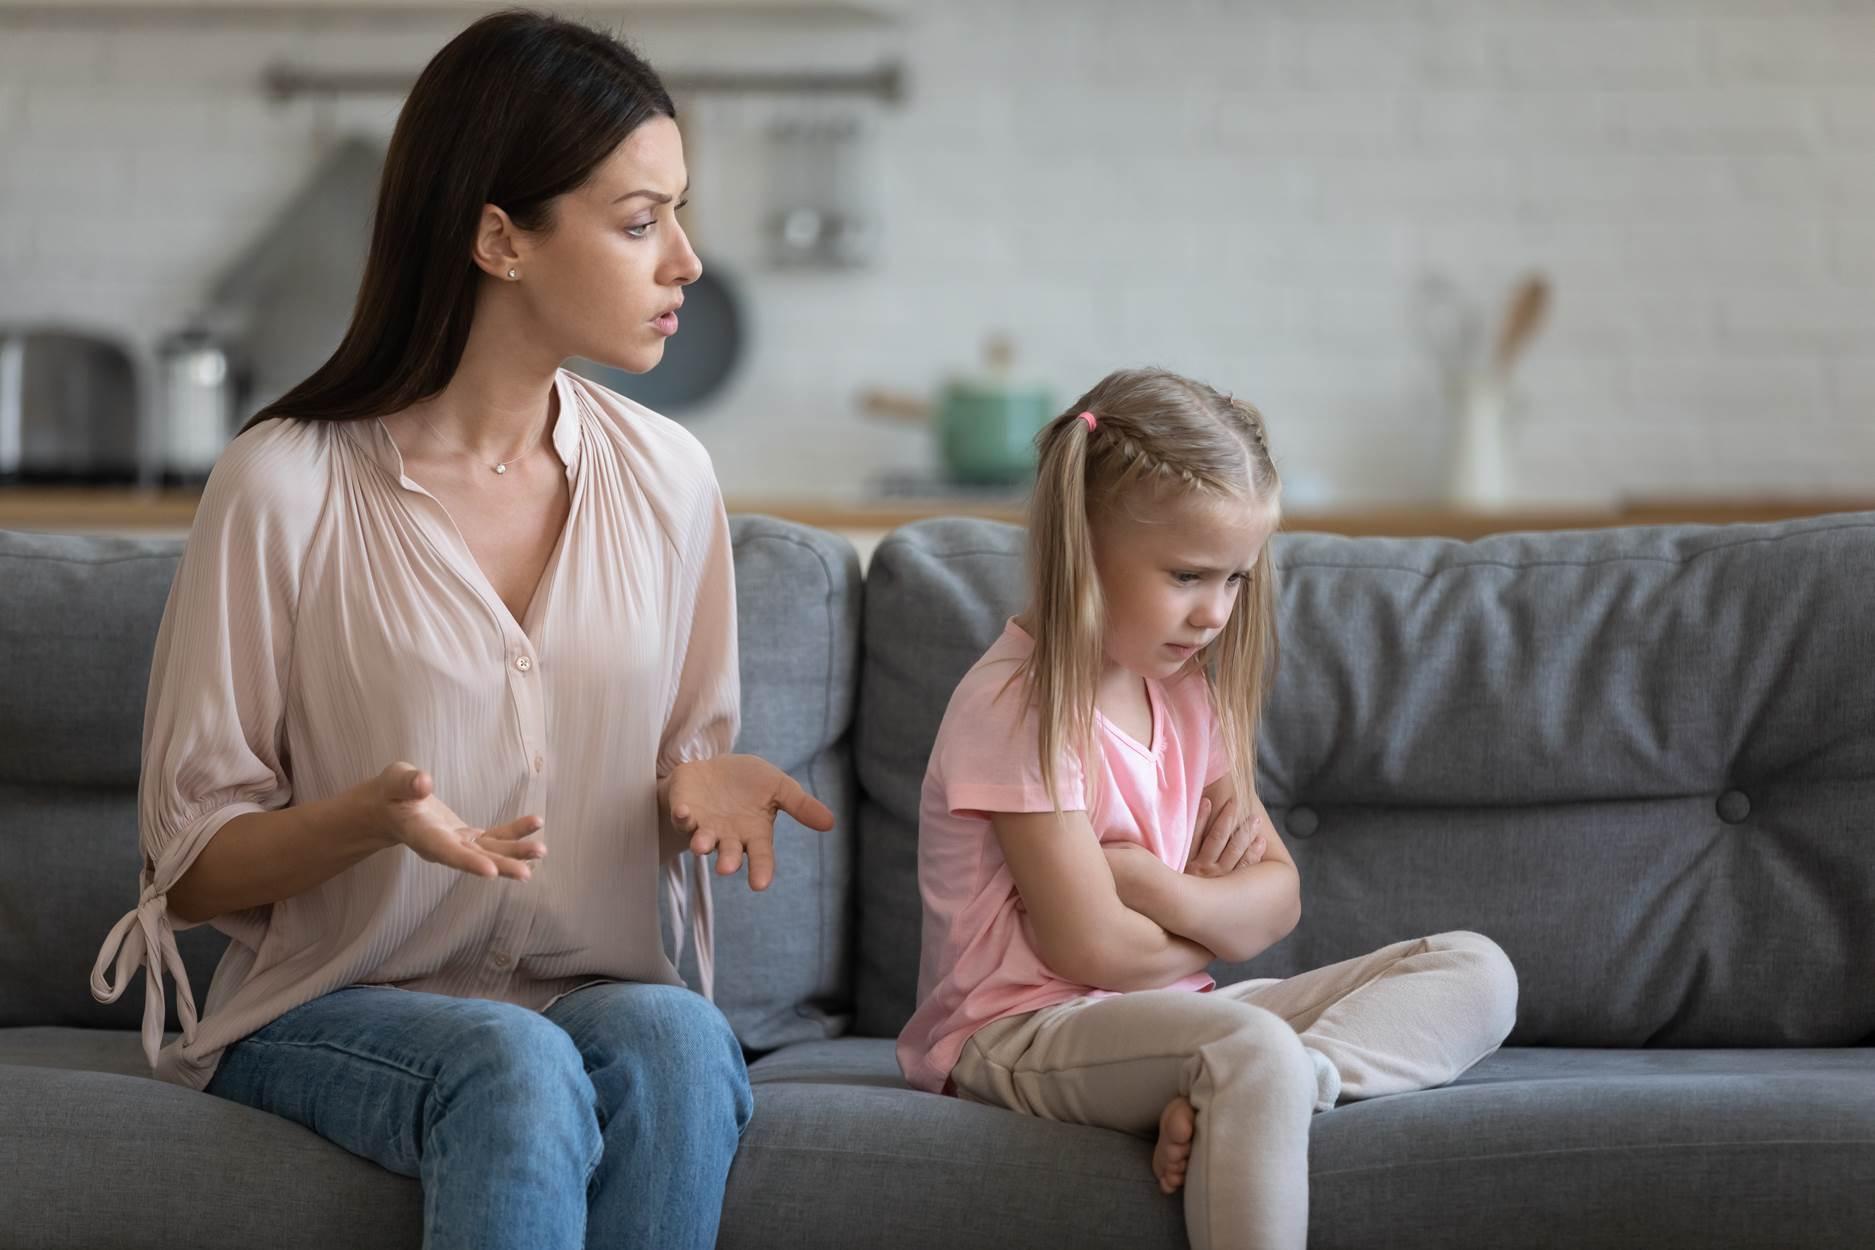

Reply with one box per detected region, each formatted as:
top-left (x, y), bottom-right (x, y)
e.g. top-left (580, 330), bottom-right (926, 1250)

top-left (494, 462), bottom-right (508, 475)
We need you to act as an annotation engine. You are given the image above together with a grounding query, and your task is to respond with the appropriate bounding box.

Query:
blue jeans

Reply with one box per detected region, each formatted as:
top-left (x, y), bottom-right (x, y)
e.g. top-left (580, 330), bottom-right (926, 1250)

top-left (206, 981), bottom-right (753, 1250)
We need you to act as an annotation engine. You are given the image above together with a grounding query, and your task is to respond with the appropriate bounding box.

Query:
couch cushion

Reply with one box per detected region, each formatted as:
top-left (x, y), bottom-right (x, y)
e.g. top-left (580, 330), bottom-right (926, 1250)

top-left (0, 533), bottom-right (176, 790)
top-left (667, 516), bottom-right (862, 1050)
top-left (0, 1025), bottom-right (165, 1078)
top-left (13, 1029), bottom-right (1871, 1250)
top-left (853, 514), bottom-right (1875, 1046)
top-left (0, 519), bottom-right (860, 1052)
top-left (0, 534), bottom-right (228, 1033)
top-left (729, 1037), bottom-right (1875, 1250)
top-left (852, 519), bottom-right (1028, 1038)
top-left (0, 1061), bottom-right (421, 1250)
top-left (0, 780), bottom-right (232, 1033)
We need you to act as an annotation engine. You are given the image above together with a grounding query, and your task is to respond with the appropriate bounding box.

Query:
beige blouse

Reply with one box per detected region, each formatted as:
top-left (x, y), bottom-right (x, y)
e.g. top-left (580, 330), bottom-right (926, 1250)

top-left (89, 369), bottom-right (737, 1091)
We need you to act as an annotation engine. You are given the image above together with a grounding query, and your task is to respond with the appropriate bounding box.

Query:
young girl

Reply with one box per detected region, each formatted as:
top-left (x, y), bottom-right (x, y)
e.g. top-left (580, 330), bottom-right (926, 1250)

top-left (897, 368), bottom-right (1519, 1250)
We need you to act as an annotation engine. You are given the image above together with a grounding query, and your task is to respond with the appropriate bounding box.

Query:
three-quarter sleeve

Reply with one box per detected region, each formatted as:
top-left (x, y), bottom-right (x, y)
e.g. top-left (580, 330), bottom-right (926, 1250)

top-left (654, 464), bottom-right (740, 1002)
top-left (655, 478), bottom-right (739, 779)
top-left (90, 428), bottom-right (314, 1071)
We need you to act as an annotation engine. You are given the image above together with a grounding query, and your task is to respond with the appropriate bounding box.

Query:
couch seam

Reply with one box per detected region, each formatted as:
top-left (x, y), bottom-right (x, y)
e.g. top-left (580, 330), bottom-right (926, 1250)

top-left (737, 1136), bottom-right (1875, 1180)
top-left (887, 545), bottom-right (1021, 563)
top-left (1312, 1137), bottom-right (1875, 1179)
top-left (0, 551), bottom-right (176, 568)
top-left (869, 519), bottom-right (1875, 582)
top-left (1277, 517), bottom-right (1875, 580)
top-left (735, 1141), bottom-right (1155, 1184)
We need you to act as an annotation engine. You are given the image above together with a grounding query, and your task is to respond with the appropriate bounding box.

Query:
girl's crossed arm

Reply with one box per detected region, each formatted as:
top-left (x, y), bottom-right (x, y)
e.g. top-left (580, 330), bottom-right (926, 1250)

top-left (1104, 776), bottom-right (1302, 964)
top-left (991, 809), bottom-right (1216, 992)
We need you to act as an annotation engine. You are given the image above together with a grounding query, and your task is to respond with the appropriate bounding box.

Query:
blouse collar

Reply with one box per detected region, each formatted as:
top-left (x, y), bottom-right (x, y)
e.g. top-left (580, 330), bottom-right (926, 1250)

top-left (345, 367), bottom-right (584, 488)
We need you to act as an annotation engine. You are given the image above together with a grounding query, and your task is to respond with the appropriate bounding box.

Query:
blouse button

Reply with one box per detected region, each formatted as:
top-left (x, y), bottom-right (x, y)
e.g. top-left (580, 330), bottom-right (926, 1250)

top-left (514, 655), bottom-right (533, 673)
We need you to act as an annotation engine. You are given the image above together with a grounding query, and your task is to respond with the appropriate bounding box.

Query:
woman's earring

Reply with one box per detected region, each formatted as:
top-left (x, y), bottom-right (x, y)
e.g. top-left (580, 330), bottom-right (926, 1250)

top-left (507, 269), bottom-right (519, 280)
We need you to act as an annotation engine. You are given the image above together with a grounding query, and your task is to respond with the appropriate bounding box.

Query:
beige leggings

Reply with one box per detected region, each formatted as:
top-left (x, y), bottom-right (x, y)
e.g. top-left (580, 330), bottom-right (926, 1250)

top-left (947, 931), bottom-right (1520, 1250)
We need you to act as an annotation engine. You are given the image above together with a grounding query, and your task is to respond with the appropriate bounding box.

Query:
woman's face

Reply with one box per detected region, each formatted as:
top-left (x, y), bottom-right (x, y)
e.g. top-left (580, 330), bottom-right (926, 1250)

top-left (512, 115), bottom-right (701, 374)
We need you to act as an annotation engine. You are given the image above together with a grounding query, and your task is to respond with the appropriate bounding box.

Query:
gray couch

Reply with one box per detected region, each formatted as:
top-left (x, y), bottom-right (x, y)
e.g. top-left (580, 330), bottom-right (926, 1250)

top-left (4, 512), bottom-right (1873, 1249)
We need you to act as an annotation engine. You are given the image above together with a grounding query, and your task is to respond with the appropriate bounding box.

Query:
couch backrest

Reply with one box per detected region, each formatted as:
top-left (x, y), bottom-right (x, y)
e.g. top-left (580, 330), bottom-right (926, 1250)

top-left (0, 518), bottom-right (861, 1054)
top-left (14, 511), bottom-right (1875, 1053)
top-left (1, 532), bottom-right (203, 1030)
top-left (672, 518), bottom-right (861, 1050)
top-left (852, 514), bottom-right (1875, 1048)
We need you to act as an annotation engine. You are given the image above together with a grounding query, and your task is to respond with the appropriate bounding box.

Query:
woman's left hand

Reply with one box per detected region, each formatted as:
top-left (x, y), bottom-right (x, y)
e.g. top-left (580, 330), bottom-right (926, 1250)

top-left (666, 755), bottom-right (836, 891)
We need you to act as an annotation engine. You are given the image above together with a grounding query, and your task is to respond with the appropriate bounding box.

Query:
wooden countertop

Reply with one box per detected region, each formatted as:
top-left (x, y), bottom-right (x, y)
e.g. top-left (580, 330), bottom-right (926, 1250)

top-left (0, 486), bottom-right (1869, 540)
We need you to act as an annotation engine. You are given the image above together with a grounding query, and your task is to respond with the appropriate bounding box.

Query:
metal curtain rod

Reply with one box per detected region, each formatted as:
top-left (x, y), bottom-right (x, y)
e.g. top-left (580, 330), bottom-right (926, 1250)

top-left (261, 62), bottom-right (905, 104)
top-left (0, 5), bottom-right (898, 28)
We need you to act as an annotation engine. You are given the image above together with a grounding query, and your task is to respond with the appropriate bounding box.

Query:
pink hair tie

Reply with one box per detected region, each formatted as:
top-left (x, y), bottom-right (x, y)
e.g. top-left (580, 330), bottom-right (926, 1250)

top-left (1078, 410), bottom-right (1098, 432)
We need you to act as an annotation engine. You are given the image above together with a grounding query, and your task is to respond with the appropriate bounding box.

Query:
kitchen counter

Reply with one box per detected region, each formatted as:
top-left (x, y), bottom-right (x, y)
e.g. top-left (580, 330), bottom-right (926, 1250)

top-left (1, 487), bottom-right (1869, 542)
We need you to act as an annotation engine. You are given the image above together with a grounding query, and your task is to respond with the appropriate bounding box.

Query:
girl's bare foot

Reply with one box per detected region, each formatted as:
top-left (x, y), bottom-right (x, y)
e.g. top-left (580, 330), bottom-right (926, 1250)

top-left (1151, 1096), bottom-right (1196, 1195)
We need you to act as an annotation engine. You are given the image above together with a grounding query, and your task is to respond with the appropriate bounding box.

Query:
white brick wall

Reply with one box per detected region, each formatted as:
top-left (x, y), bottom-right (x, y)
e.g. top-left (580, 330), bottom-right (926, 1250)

top-left (1, 0), bottom-right (1872, 505)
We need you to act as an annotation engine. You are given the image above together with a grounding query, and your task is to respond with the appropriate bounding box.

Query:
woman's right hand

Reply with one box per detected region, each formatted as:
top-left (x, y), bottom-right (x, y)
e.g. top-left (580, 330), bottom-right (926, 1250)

top-left (360, 762), bottom-right (546, 881)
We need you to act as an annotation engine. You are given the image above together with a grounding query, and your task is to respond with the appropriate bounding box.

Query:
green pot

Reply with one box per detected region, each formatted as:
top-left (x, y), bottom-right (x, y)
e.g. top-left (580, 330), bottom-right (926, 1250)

top-left (937, 378), bottom-right (1053, 485)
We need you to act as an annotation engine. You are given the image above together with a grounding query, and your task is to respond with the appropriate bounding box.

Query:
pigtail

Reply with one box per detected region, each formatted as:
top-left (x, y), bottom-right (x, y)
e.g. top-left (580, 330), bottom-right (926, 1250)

top-left (1016, 409), bottom-right (1107, 813)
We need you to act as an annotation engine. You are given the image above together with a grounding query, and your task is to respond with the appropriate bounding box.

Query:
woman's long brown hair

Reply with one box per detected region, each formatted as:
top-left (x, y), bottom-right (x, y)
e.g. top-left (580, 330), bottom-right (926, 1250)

top-left (241, 9), bottom-right (674, 431)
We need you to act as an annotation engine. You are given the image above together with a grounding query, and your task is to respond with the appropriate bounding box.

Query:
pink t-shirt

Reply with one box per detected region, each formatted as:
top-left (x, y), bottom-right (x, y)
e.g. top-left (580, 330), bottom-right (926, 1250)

top-left (896, 619), bottom-right (1231, 1094)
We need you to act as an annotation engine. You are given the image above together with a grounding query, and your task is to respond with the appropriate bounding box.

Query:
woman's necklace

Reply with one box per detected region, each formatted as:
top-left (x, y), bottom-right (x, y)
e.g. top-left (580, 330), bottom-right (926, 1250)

top-left (415, 410), bottom-right (547, 476)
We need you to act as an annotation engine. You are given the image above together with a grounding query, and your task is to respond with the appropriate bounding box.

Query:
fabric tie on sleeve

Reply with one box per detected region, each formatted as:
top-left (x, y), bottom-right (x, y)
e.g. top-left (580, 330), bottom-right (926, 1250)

top-left (663, 852), bottom-right (716, 1002)
top-left (90, 868), bottom-right (200, 1072)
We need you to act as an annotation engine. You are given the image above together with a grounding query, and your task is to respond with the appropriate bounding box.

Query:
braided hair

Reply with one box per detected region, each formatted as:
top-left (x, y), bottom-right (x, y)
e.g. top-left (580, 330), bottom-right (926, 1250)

top-left (1013, 368), bottom-right (1282, 815)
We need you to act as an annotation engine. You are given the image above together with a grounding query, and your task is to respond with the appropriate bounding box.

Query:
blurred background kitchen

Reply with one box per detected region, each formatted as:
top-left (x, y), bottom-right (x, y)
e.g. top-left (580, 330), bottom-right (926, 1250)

top-left (2, 0), bottom-right (1871, 549)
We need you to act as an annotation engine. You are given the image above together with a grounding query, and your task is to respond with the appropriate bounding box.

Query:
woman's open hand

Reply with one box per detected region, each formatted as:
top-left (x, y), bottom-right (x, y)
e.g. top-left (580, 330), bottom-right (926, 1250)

top-left (364, 762), bottom-right (546, 881)
top-left (667, 755), bottom-right (836, 891)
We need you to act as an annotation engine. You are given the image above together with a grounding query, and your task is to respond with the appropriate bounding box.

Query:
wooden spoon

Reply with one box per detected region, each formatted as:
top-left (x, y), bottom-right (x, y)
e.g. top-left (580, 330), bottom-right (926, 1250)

top-left (1493, 273), bottom-right (1550, 378)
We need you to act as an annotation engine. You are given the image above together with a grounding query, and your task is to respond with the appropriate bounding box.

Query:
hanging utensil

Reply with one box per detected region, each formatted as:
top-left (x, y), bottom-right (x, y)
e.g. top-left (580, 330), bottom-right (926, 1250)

top-left (1448, 272), bottom-right (1552, 511)
top-left (1493, 273), bottom-right (1550, 383)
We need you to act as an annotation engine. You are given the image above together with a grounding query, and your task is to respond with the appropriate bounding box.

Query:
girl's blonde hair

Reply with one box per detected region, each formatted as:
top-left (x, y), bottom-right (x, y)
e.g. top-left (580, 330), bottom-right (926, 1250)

top-left (1014, 367), bottom-right (1281, 815)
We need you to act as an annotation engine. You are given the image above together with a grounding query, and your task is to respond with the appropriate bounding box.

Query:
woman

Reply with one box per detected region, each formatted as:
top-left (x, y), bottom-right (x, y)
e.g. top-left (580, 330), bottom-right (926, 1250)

top-left (87, 12), bottom-right (830, 1249)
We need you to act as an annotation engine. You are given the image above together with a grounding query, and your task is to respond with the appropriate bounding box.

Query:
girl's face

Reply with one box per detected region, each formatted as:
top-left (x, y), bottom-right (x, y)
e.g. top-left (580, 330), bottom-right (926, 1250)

top-left (510, 115), bottom-right (701, 374)
top-left (1092, 489), bottom-right (1278, 681)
